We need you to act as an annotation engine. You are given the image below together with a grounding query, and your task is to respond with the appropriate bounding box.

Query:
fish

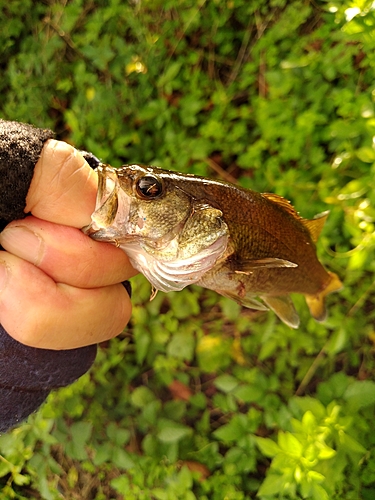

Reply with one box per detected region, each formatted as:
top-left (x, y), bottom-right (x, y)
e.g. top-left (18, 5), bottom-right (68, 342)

top-left (82, 163), bottom-right (343, 328)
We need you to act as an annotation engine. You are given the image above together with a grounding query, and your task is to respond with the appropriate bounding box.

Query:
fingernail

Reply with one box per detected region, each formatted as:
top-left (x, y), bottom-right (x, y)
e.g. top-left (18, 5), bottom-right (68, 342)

top-left (122, 280), bottom-right (132, 298)
top-left (0, 260), bottom-right (9, 293)
top-left (0, 226), bottom-right (44, 266)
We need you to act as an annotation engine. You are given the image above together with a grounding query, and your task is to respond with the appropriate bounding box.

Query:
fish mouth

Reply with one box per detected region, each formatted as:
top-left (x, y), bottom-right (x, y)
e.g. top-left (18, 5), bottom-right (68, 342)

top-left (82, 164), bottom-right (131, 242)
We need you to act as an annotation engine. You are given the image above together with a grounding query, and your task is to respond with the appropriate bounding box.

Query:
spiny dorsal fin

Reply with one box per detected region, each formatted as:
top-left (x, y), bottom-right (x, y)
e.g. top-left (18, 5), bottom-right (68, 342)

top-left (301, 211), bottom-right (329, 243)
top-left (262, 193), bottom-right (328, 243)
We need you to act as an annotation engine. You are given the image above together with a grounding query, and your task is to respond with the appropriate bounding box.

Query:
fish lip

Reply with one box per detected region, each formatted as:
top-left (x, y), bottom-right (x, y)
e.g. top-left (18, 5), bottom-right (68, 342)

top-left (83, 164), bottom-right (131, 239)
top-left (96, 164), bottom-right (119, 207)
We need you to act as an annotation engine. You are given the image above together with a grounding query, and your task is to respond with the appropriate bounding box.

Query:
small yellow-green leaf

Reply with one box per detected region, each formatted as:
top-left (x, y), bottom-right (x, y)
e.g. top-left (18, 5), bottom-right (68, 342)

top-left (255, 437), bottom-right (281, 458)
top-left (301, 411), bottom-right (316, 431)
top-left (278, 432), bottom-right (302, 457)
top-left (317, 444), bottom-right (336, 460)
top-left (307, 470), bottom-right (325, 483)
top-left (356, 147), bottom-right (375, 163)
top-left (257, 473), bottom-right (285, 496)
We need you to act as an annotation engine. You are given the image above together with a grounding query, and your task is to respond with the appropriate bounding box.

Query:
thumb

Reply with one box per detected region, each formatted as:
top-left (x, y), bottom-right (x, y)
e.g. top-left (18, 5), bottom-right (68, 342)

top-left (25, 139), bottom-right (98, 228)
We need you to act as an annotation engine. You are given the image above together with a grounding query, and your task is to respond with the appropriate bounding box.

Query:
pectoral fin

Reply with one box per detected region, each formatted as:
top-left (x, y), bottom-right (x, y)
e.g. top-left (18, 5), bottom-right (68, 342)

top-left (260, 295), bottom-right (300, 329)
top-left (235, 257), bottom-right (298, 274)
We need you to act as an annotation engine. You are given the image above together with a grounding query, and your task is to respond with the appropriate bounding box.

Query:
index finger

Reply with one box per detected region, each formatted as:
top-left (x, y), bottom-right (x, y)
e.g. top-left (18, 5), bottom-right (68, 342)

top-left (0, 217), bottom-right (137, 288)
top-left (25, 139), bottom-right (98, 228)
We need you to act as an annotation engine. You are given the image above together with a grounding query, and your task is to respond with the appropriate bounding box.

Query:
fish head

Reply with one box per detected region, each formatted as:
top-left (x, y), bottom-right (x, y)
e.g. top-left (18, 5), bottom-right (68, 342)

top-left (83, 164), bottom-right (229, 292)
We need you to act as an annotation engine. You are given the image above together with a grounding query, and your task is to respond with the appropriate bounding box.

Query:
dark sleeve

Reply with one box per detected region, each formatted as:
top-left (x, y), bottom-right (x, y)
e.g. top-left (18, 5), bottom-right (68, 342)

top-left (0, 120), bottom-right (54, 231)
top-left (0, 120), bottom-right (98, 433)
top-left (0, 328), bottom-right (97, 432)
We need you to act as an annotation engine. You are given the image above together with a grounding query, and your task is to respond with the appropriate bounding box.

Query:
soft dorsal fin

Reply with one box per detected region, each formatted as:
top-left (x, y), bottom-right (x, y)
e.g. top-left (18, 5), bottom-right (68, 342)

top-left (301, 211), bottom-right (329, 243)
top-left (262, 193), bottom-right (328, 243)
top-left (262, 193), bottom-right (301, 220)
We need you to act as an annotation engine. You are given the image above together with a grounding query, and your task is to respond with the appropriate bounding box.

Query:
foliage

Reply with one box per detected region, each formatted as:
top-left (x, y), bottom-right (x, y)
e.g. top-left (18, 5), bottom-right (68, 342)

top-left (2, 0), bottom-right (375, 498)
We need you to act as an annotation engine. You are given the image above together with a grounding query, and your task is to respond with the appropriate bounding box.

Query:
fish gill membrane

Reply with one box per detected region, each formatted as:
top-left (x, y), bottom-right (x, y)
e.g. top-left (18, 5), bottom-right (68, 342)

top-left (82, 163), bottom-right (343, 329)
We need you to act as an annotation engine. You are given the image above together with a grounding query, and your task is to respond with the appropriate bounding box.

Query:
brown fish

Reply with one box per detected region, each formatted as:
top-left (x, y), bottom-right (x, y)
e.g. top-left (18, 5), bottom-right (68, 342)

top-left (83, 164), bottom-right (343, 328)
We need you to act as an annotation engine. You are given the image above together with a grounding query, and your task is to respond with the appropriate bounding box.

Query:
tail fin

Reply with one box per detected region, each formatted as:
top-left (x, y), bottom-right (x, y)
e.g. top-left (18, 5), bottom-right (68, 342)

top-left (305, 271), bottom-right (343, 322)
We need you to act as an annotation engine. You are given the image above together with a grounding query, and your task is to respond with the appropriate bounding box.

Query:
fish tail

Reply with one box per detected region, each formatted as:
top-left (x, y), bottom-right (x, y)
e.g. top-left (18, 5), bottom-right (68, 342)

top-left (305, 271), bottom-right (343, 322)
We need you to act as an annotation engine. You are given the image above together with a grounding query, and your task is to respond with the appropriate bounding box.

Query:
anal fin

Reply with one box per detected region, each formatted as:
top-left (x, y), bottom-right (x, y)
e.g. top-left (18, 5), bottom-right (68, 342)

top-left (218, 290), bottom-right (269, 311)
top-left (260, 295), bottom-right (300, 329)
top-left (238, 296), bottom-right (269, 311)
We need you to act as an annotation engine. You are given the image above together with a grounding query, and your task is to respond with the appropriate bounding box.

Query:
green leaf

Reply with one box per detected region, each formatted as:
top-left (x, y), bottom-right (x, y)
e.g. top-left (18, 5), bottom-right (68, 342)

top-left (289, 397), bottom-right (326, 420)
top-left (317, 444), bottom-right (336, 460)
top-left (196, 335), bottom-right (232, 373)
top-left (255, 437), bottom-right (281, 457)
top-left (151, 488), bottom-right (168, 500)
top-left (213, 423), bottom-right (239, 443)
top-left (257, 473), bottom-right (286, 496)
top-left (344, 380), bottom-right (375, 411)
top-left (157, 62), bottom-right (182, 87)
top-left (214, 374), bottom-right (239, 393)
top-left (339, 433), bottom-right (367, 455)
top-left (213, 414), bottom-right (250, 444)
top-left (278, 432), bottom-right (302, 457)
top-left (106, 424), bottom-right (131, 446)
top-left (325, 327), bottom-right (348, 355)
top-left (258, 338), bottom-right (278, 361)
top-left (111, 475), bottom-right (130, 494)
top-left (167, 330), bottom-right (195, 360)
top-left (93, 444), bottom-right (111, 466)
top-left (307, 470), bottom-right (325, 483)
top-left (311, 482), bottom-right (330, 500)
top-left (13, 472), bottom-right (30, 486)
top-left (301, 410), bottom-right (317, 431)
top-left (356, 147), bottom-right (375, 163)
top-left (233, 384), bottom-right (264, 403)
top-left (157, 420), bottom-right (192, 443)
top-left (0, 460), bottom-right (12, 478)
top-left (112, 448), bottom-right (135, 470)
top-left (134, 329), bottom-right (151, 365)
top-left (130, 386), bottom-right (156, 408)
top-left (63, 421), bottom-right (93, 461)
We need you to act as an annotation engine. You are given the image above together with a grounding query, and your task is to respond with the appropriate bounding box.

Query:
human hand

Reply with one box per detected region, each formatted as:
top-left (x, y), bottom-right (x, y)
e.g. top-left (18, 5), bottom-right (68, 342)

top-left (0, 139), bottom-right (137, 350)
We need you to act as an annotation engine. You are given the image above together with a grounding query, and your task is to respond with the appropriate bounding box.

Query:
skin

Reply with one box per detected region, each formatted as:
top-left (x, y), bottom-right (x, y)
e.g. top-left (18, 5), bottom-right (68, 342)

top-left (0, 139), bottom-right (137, 350)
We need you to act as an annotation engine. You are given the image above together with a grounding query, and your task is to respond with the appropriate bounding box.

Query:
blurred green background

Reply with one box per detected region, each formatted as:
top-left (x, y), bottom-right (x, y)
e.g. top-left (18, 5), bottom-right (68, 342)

top-left (2, 0), bottom-right (375, 498)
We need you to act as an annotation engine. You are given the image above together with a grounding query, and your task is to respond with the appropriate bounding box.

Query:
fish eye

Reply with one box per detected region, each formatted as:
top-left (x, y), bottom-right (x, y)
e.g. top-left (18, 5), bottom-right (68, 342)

top-left (136, 175), bottom-right (163, 199)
